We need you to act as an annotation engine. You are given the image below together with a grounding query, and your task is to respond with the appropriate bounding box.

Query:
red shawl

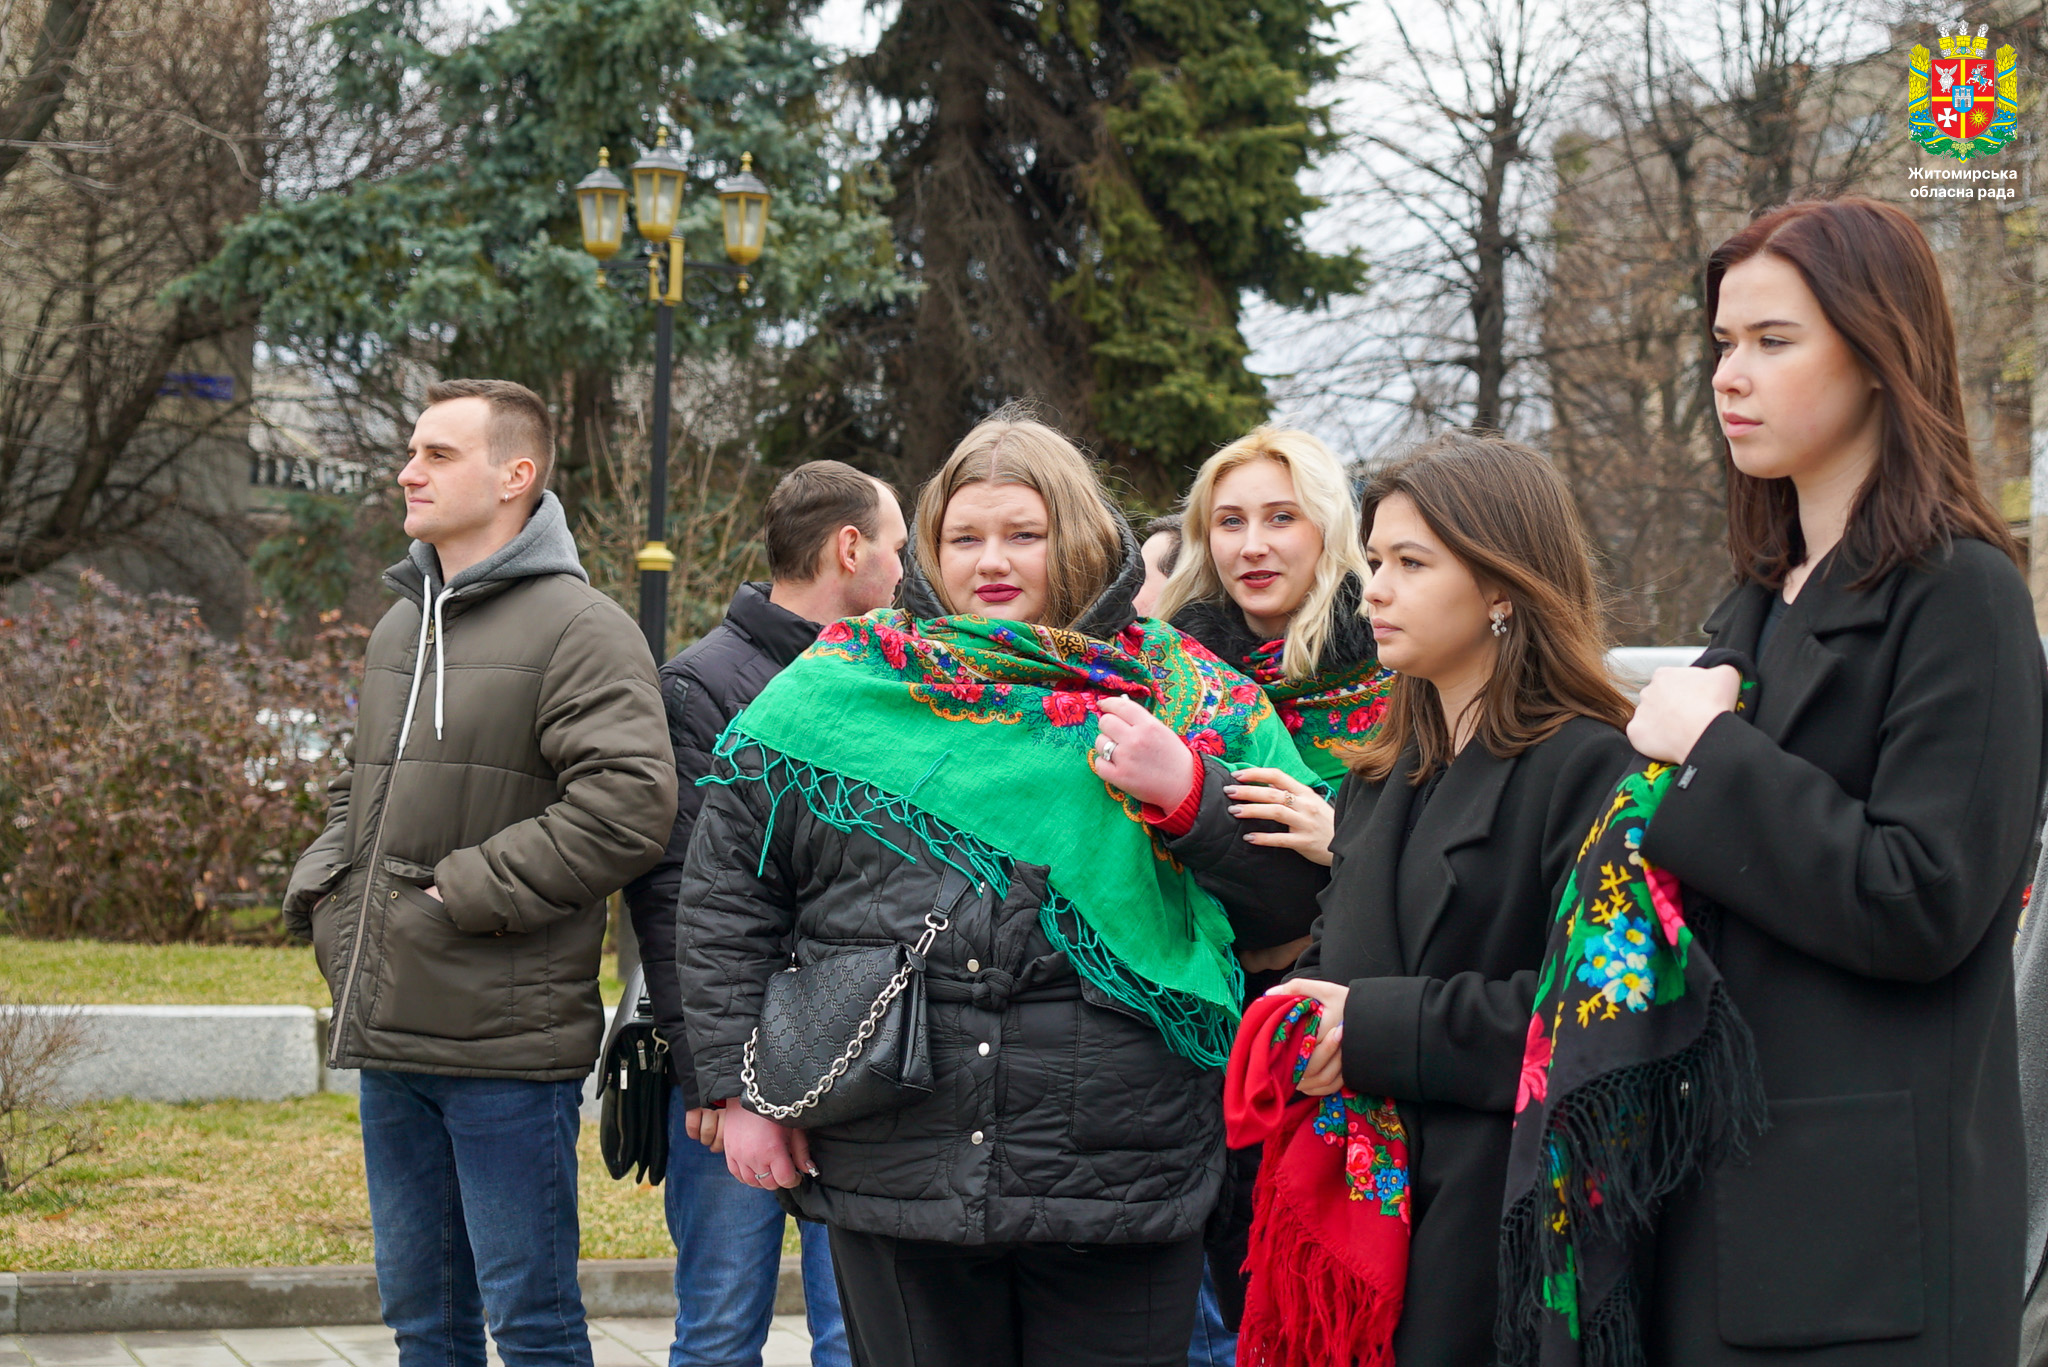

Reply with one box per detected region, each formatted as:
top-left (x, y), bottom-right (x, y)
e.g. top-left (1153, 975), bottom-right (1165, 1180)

top-left (1225, 993), bottom-right (1412, 1367)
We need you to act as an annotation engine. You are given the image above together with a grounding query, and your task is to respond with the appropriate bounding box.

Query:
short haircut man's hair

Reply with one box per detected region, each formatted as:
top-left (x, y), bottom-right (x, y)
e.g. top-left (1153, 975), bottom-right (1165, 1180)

top-left (1141, 514), bottom-right (1183, 575)
top-left (424, 379), bottom-right (555, 496)
top-left (764, 461), bottom-right (892, 583)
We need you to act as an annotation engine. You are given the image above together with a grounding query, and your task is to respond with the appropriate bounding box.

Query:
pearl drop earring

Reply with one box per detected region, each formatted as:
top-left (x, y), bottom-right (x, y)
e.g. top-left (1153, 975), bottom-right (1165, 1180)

top-left (1490, 608), bottom-right (1508, 637)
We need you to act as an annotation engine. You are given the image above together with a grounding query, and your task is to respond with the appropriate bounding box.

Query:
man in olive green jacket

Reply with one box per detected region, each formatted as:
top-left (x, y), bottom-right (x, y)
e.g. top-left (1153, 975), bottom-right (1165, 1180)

top-left (284, 379), bottom-right (675, 1367)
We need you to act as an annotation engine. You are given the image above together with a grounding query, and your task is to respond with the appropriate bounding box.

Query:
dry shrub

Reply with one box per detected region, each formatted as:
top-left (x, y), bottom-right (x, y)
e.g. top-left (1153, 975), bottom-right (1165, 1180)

top-left (0, 993), bottom-right (100, 1193)
top-left (0, 571), bottom-right (357, 941)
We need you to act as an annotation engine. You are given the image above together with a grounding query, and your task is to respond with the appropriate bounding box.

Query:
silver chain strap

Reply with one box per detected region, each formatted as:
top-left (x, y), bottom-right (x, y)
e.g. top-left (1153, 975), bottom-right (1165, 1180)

top-left (740, 907), bottom-right (951, 1122)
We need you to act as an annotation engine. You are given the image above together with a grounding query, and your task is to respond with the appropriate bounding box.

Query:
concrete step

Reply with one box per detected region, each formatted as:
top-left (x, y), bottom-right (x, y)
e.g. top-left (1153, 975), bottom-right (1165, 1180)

top-left (0, 1005), bottom-right (614, 1113)
top-left (2, 1007), bottom-right (326, 1105)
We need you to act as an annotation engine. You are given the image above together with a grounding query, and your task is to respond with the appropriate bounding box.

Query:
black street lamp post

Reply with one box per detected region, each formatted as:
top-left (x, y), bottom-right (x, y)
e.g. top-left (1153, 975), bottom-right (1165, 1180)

top-left (574, 135), bottom-right (773, 662)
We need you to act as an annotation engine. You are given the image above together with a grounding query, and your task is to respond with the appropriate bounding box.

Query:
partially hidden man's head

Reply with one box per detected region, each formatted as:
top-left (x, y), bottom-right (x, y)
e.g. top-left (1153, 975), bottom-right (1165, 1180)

top-left (764, 460), bottom-right (907, 617)
top-left (1131, 514), bottom-right (1182, 620)
top-left (399, 379), bottom-right (555, 547)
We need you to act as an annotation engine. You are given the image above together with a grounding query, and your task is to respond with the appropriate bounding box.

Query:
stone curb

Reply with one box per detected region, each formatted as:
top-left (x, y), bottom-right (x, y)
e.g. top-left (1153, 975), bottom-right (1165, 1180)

top-left (0, 1006), bottom-right (615, 1114)
top-left (0, 1257), bottom-right (803, 1334)
top-left (3, 1005), bottom-right (325, 1105)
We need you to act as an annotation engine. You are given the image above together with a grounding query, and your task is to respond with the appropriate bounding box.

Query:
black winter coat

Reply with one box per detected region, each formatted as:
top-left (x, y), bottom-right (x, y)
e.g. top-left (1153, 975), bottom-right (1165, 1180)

top-left (673, 544), bottom-right (1329, 1245)
top-left (1169, 576), bottom-right (1364, 1325)
top-left (1637, 540), bottom-right (2047, 1366)
top-left (623, 582), bottom-right (822, 1105)
top-left (1295, 715), bottom-right (1635, 1367)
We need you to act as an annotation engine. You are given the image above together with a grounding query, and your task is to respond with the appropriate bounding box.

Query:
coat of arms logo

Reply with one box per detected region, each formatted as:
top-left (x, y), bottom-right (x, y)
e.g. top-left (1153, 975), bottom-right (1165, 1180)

top-left (1910, 22), bottom-right (2017, 160)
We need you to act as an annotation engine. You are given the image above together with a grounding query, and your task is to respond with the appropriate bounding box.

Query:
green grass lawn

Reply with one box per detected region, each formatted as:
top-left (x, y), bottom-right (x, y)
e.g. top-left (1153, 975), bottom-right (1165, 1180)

top-left (0, 936), bottom-right (627, 1006)
top-left (0, 937), bottom-right (332, 1007)
top-left (0, 936), bottom-right (752, 1272)
top-left (0, 1094), bottom-right (687, 1270)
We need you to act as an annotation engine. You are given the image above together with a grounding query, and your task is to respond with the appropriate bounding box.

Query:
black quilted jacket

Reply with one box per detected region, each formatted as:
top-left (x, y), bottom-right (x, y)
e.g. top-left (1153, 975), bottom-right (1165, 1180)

top-left (673, 537), bottom-right (1327, 1245)
top-left (624, 582), bottom-right (823, 1106)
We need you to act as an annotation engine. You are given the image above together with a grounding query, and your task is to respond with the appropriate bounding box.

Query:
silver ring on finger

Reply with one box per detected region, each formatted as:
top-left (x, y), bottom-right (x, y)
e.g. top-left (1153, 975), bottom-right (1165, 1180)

top-left (754, 1172), bottom-right (773, 1183)
top-left (1097, 738), bottom-right (1117, 763)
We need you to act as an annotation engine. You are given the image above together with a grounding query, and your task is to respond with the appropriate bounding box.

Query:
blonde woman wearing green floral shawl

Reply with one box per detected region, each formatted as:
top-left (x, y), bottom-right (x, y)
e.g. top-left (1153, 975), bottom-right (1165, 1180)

top-left (674, 411), bottom-right (1328, 1367)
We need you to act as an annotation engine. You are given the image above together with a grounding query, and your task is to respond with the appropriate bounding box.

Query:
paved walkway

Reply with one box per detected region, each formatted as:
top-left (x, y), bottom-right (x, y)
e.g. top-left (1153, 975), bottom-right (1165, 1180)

top-left (0, 1319), bottom-right (814, 1367)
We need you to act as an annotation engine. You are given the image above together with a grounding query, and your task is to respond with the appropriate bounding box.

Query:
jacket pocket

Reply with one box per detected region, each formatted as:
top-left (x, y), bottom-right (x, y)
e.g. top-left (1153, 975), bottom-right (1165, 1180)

top-left (290, 859), bottom-right (350, 924)
top-left (367, 876), bottom-right (519, 1040)
top-left (1068, 994), bottom-right (1218, 1155)
top-left (309, 867), bottom-right (360, 991)
top-left (1714, 1090), bottom-right (1924, 1348)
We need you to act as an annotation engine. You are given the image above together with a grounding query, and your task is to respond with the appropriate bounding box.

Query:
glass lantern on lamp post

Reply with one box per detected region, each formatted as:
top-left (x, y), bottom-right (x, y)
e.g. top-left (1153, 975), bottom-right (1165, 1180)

top-left (572, 136), bottom-right (772, 661)
top-left (631, 129), bottom-right (689, 241)
top-left (573, 150), bottom-right (627, 285)
top-left (717, 152), bottom-right (772, 289)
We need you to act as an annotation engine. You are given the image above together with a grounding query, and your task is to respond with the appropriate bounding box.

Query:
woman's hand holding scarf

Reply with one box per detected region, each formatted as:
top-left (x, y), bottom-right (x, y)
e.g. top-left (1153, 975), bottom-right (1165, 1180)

top-left (1093, 695), bottom-right (1200, 810)
top-left (1269, 977), bottom-right (1348, 1094)
top-left (1626, 663), bottom-right (1742, 762)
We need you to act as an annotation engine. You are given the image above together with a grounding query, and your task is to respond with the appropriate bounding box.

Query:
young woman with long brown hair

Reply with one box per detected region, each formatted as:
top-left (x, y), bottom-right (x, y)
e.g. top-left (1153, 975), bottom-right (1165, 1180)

top-left (1258, 432), bottom-right (1636, 1363)
top-left (1624, 196), bottom-right (2046, 1364)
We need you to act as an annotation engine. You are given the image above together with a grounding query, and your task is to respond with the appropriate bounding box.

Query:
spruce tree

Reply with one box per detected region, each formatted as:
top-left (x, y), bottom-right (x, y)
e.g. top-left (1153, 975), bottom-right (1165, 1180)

top-left (183, 0), bottom-right (909, 509)
top-left (781, 0), bottom-right (1363, 499)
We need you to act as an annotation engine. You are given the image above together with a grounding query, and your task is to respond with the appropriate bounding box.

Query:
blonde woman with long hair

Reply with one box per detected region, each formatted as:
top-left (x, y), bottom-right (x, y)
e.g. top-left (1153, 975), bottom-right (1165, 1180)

top-left (1156, 428), bottom-right (1392, 886)
top-left (1137, 428), bottom-right (1390, 1357)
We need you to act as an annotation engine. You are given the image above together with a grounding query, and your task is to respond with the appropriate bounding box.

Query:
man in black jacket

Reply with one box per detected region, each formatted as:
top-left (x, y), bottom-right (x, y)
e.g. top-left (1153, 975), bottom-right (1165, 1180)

top-left (623, 461), bottom-right (905, 1367)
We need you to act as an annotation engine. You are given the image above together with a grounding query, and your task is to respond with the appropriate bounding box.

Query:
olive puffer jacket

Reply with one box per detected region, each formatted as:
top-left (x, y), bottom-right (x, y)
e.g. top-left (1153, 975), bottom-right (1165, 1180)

top-left (673, 535), bottom-right (1328, 1244)
top-left (284, 494), bottom-right (677, 1081)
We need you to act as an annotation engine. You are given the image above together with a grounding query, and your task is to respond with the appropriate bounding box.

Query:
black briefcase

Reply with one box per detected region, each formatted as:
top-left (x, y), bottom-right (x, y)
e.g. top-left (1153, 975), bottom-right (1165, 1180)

top-left (599, 979), bottom-right (671, 1184)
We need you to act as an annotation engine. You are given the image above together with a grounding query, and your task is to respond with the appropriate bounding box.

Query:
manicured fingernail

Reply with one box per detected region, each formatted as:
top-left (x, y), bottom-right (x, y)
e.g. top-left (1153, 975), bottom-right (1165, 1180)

top-left (1228, 805), bottom-right (1244, 815)
top-left (805, 1165), bottom-right (820, 1177)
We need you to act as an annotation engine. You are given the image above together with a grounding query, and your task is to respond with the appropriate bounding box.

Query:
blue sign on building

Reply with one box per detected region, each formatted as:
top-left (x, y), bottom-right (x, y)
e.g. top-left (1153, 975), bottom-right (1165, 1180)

top-left (159, 373), bottom-right (235, 401)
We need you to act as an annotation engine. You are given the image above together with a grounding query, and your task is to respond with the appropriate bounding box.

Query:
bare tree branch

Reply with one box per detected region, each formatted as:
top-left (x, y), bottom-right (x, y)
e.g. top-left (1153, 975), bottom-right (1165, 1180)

top-left (0, 0), bottom-right (97, 184)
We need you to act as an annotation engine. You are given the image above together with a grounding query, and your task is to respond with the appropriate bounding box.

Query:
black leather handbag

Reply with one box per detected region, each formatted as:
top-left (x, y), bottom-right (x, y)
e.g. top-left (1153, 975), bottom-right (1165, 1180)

top-left (599, 983), bottom-right (671, 1184)
top-left (742, 867), bottom-right (973, 1129)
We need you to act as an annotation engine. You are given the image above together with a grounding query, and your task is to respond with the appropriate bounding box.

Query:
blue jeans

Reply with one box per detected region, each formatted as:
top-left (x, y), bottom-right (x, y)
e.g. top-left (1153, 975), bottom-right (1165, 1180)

top-left (1187, 1259), bottom-right (1237, 1367)
top-left (358, 1068), bottom-right (592, 1367)
top-left (664, 1088), bottom-right (849, 1367)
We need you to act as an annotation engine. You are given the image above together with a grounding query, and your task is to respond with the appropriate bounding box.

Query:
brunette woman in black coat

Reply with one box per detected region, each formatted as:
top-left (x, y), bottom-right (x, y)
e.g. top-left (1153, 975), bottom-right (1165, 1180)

top-left (1271, 433), bottom-right (1636, 1366)
top-left (1623, 199), bottom-right (2048, 1366)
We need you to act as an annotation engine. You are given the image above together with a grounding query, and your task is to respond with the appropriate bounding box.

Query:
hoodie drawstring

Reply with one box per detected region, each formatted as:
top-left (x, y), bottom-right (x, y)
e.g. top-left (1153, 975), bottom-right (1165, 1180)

top-left (395, 577), bottom-right (438, 758)
top-left (431, 587), bottom-right (447, 741)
